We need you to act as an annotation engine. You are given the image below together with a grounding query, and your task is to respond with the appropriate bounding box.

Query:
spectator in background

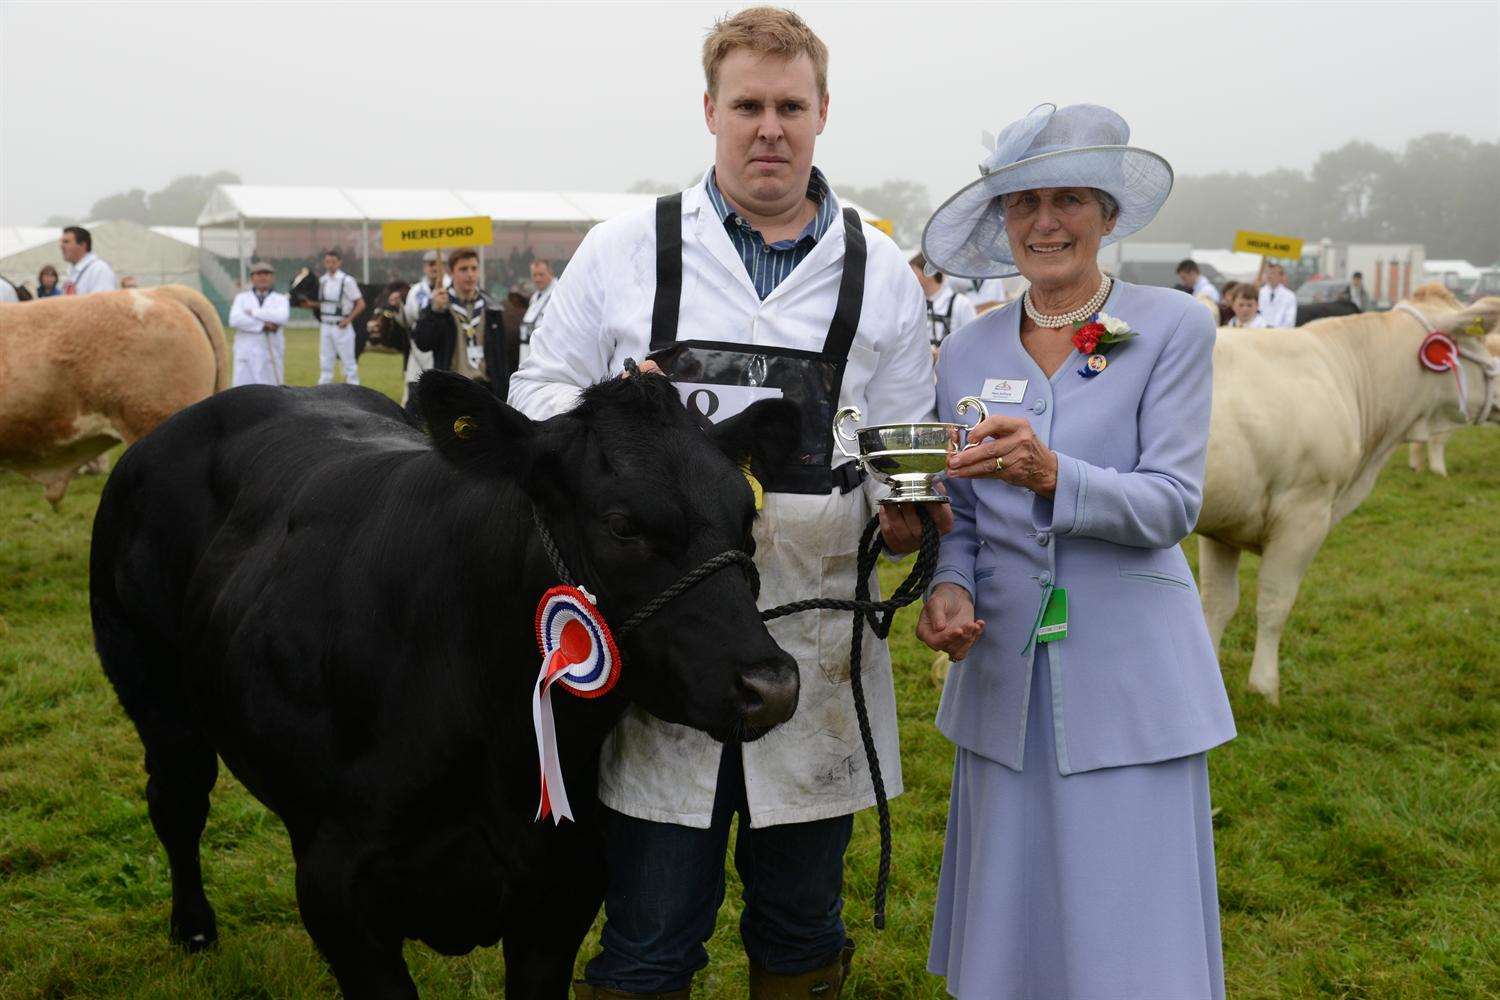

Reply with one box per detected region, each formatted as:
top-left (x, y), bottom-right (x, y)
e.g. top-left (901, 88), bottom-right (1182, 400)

top-left (60, 226), bottom-right (118, 295)
top-left (1348, 271), bottom-right (1367, 310)
top-left (399, 251), bottom-right (452, 405)
top-left (1258, 262), bottom-right (1297, 327)
top-left (518, 258), bottom-right (556, 360)
top-left (412, 247), bottom-right (507, 398)
top-left (228, 261), bottom-right (292, 386)
top-left (0, 276), bottom-right (20, 302)
top-left (1215, 282), bottom-right (1243, 325)
top-left (316, 249), bottom-right (365, 385)
top-left (37, 264), bottom-right (61, 297)
top-left (911, 251), bottom-right (977, 351)
top-left (120, 275), bottom-right (139, 289)
top-left (502, 284), bottom-right (530, 377)
top-left (1227, 284), bottom-right (1268, 327)
top-left (1176, 258), bottom-right (1220, 302)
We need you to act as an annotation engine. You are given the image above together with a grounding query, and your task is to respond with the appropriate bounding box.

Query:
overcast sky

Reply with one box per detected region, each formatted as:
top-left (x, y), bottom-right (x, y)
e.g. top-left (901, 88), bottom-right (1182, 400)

top-left (2, 1), bottom-right (1497, 225)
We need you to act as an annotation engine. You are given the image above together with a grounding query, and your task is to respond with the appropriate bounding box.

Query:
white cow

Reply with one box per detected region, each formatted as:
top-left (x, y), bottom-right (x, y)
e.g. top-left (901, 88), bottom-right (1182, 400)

top-left (1196, 293), bottom-right (1500, 703)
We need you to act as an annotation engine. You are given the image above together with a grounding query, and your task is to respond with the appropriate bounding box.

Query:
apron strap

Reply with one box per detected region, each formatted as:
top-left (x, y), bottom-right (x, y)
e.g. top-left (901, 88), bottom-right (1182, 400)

top-left (821, 207), bottom-right (865, 364)
top-left (650, 193), bottom-right (684, 350)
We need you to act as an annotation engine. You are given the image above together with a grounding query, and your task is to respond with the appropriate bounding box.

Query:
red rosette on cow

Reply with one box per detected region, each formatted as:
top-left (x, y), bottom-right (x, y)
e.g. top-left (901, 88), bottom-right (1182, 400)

top-left (530, 585), bottom-right (622, 824)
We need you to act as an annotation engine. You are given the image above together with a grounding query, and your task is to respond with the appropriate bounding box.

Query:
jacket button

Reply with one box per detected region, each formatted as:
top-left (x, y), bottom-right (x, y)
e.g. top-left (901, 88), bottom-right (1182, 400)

top-left (1032, 399), bottom-right (1047, 415)
top-left (1038, 570), bottom-right (1053, 586)
top-left (1036, 531), bottom-right (1051, 547)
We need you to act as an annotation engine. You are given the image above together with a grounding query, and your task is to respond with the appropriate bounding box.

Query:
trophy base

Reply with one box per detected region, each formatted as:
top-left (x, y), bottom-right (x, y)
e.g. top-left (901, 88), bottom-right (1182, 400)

top-left (877, 477), bottom-right (952, 505)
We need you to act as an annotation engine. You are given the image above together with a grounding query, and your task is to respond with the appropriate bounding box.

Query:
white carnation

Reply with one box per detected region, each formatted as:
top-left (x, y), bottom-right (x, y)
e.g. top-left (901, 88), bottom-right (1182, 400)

top-left (1100, 313), bottom-right (1130, 336)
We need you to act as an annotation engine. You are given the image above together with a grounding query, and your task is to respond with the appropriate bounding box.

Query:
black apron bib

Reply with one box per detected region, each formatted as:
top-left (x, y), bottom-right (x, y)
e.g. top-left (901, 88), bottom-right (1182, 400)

top-left (645, 193), bottom-right (868, 496)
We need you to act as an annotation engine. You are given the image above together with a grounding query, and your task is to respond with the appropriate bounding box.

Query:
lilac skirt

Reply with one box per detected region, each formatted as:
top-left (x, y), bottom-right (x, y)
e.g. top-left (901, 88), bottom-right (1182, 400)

top-left (928, 647), bottom-right (1225, 999)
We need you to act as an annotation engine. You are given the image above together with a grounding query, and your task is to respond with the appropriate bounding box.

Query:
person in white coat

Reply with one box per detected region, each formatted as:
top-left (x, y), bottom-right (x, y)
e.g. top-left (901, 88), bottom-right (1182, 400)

top-left (59, 226), bottom-right (118, 295)
top-left (910, 251), bottom-right (978, 349)
top-left (509, 8), bottom-right (943, 998)
top-left (229, 261), bottom-right (291, 385)
top-left (1259, 262), bottom-right (1298, 327)
top-left (399, 250), bottom-right (451, 403)
top-left (315, 249), bottom-right (364, 385)
top-left (518, 257), bottom-right (555, 363)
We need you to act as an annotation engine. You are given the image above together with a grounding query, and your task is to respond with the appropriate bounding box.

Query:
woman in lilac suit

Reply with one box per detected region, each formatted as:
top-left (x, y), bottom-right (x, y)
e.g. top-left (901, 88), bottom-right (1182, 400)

top-left (916, 104), bottom-right (1236, 999)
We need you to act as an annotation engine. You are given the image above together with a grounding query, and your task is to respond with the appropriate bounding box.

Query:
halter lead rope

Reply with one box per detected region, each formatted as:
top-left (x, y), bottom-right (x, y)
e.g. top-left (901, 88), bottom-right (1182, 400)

top-left (531, 505), bottom-right (940, 929)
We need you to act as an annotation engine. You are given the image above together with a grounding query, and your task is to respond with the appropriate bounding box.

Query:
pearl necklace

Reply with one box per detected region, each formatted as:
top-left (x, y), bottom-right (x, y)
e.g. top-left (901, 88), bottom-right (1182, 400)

top-left (1023, 275), bottom-right (1112, 328)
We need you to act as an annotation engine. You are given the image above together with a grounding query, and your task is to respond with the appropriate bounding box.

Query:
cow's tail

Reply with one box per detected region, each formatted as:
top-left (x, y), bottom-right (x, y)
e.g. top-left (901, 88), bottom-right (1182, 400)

top-left (153, 285), bottom-right (231, 393)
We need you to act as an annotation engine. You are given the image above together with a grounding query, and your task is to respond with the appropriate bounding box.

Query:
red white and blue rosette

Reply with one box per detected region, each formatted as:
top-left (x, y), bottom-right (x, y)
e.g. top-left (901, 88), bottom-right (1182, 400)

top-left (531, 585), bottom-right (621, 824)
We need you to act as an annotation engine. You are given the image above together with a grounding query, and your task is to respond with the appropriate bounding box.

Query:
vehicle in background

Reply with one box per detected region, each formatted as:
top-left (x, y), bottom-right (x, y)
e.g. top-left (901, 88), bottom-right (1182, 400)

top-left (1468, 268), bottom-right (1500, 302)
top-left (1097, 242), bottom-right (1223, 291)
top-left (1296, 278), bottom-right (1357, 305)
top-left (1301, 240), bottom-right (1425, 309)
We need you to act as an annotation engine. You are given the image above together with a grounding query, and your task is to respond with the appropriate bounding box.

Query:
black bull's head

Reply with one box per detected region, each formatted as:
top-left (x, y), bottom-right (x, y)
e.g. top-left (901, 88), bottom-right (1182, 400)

top-left (419, 369), bottom-right (803, 741)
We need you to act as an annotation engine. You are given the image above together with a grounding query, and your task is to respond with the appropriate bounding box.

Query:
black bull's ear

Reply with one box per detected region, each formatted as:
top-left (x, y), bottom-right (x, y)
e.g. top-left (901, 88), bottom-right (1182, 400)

top-left (417, 369), bottom-right (537, 475)
top-left (709, 398), bottom-right (802, 485)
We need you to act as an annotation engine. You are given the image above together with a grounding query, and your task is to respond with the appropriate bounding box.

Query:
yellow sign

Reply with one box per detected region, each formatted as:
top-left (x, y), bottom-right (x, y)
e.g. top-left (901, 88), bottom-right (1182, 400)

top-left (1233, 229), bottom-right (1304, 259)
top-left (381, 216), bottom-right (494, 252)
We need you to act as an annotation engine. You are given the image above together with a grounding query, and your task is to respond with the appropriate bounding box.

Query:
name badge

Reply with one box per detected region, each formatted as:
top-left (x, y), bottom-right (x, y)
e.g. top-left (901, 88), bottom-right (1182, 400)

top-left (980, 377), bottom-right (1028, 404)
top-left (673, 383), bottom-right (784, 423)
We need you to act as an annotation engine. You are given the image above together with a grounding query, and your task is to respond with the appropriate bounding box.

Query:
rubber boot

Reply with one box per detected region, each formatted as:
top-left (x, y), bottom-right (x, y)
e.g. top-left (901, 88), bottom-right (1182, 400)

top-left (748, 940), bottom-right (855, 999)
top-left (572, 981), bottom-right (691, 999)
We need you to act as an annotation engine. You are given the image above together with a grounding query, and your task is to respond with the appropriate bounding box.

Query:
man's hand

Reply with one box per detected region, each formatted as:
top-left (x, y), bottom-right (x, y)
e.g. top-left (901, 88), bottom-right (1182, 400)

top-left (879, 498), bottom-right (953, 554)
top-left (262, 322), bottom-right (279, 333)
top-left (947, 413), bottom-right (1058, 497)
top-left (431, 286), bottom-right (449, 313)
top-left (336, 318), bottom-right (351, 329)
top-left (621, 359), bottom-right (662, 378)
top-left (916, 582), bottom-right (985, 661)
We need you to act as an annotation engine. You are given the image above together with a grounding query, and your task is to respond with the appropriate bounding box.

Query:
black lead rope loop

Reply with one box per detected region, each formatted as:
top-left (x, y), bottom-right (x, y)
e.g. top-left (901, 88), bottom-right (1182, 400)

top-left (533, 503), bottom-right (940, 930)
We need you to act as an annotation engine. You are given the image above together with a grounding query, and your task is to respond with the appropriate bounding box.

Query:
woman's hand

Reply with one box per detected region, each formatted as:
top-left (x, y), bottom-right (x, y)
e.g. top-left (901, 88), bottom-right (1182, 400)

top-left (948, 413), bottom-right (1058, 497)
top-left (916, 582), bottom-right (985, 661)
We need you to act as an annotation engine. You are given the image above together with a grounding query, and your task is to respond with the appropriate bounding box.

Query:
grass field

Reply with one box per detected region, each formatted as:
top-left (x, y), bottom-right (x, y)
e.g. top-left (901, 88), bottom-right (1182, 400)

top-left (2, 329), bottom-right (1497, 998)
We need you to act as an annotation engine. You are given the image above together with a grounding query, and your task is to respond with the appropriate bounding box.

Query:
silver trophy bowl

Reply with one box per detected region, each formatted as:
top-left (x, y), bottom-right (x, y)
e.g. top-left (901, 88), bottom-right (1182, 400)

top-left (833, 396), bottom-right (990, 504)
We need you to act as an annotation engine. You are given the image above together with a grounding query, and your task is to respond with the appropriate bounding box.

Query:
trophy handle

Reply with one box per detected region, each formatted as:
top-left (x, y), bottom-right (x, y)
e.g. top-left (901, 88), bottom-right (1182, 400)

top-left (954, 396), bottom-right (990, 449)
top-left (832, 406), bottom-right (862, 462)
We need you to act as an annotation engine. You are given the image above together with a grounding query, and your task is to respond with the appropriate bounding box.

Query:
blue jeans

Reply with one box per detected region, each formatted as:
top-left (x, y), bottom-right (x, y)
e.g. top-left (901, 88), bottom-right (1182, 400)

top-left (584, 743), bottom-right (854, 993)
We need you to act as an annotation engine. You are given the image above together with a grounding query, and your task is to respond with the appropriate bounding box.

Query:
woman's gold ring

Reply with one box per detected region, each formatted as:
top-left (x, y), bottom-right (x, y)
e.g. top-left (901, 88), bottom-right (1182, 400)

top-left (994, 455), bottom-right (1004, 473)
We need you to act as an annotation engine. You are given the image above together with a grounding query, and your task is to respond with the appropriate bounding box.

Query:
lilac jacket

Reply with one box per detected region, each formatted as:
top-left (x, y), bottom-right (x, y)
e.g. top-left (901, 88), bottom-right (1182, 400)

top-left (931, 280), bottom-right (1235, 773)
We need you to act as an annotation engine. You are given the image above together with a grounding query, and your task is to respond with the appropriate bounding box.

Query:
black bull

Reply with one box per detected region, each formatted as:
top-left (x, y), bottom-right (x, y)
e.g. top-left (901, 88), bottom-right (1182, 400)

top-left (89, 371), bottom-right (802, 998)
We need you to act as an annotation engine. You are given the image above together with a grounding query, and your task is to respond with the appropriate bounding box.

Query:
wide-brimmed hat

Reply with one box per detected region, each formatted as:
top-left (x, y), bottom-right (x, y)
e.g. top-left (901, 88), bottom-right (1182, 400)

top-left (922, 103), bottom-right (1173, 279)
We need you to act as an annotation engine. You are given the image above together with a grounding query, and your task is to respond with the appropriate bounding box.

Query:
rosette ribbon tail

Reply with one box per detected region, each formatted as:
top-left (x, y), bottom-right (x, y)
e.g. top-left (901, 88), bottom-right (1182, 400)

top-left (532, 649), bottom-right (576, 824)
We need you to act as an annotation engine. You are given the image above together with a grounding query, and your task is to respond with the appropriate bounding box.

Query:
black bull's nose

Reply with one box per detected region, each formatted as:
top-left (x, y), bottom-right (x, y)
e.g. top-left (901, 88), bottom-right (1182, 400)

top-left (735, 655), bottom-right (801, 730)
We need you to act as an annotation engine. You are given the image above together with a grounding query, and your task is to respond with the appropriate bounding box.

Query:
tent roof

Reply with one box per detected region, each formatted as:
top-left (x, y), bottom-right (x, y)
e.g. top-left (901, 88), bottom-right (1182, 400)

top-left (198, 183), bottom-right (887, 230)
top-left (0, 221), bottom-right (199, 260)
top-left (198, 184), bottom-right (656, 227)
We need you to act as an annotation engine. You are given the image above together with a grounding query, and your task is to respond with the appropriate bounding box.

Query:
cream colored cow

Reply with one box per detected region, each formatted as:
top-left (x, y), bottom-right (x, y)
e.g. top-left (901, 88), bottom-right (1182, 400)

top-left (1196, 293), bottom-right (1500, 703)
top-left (0, 285), bottom-right (228, 508)
top-left (1408, 329), bottom-right (1500, 476)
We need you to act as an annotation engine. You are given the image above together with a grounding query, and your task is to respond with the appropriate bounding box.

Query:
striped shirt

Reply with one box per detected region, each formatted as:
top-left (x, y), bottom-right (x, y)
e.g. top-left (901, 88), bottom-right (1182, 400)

top-left (705, 167), bottom-right (838, 300)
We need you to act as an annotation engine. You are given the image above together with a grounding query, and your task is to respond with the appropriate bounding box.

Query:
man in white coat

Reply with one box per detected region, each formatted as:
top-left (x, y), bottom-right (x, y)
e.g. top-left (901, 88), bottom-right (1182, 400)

top-left (228, 261), bottom-right (291, 386)
top-left (517, 257), bottom-right (556, 363)
top-left (1259, 262), bottom-right (1298, 328)
top-left (510, 8), bottom-right (943, 998)
top-left (910, 251), bottom-right (978, 348)
top-left (59, 226), bottom-right (118, 295)
top-left (399, 250), bottom-right (451, 404)
top-left (315, 249), bottom-right (365, 385)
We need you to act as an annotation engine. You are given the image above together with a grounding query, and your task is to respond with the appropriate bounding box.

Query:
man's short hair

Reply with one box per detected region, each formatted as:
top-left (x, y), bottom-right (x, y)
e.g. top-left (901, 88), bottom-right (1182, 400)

top-left (702, 6), bottom-right (829, 98)
top-left (908, 250), bottom-right (942, 280)
top-left (1351, 271), bottom-right (1363, 279)
top-left (448, 248), bottom-right (479, 268)
top-left (1230, 284), bottom-right (1258, 302)
top-left (531, 258), bottom-right (553, 272)
top-left (323, 248), bottom-right (341, 260)
top-left (63, 226), bottom-right (92, 251)
top-left (1176, 259), bottom-right (1199, 276)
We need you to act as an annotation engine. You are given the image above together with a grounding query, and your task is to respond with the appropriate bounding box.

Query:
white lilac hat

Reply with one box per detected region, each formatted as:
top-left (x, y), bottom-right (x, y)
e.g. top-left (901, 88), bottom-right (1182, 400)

top-left (921, 103), bottom-right (1173, 279)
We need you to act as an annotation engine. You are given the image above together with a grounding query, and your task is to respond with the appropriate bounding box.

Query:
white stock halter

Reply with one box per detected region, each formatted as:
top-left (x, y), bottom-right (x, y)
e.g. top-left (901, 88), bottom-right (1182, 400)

top-left (1394, 302), bottom-right (1499, 426)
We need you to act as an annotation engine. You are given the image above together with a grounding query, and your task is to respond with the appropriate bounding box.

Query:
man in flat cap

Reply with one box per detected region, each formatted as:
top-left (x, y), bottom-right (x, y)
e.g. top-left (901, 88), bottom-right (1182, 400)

top-left (228, 261), bottom-right (292, 386)
top-left (399, 250), bottom-right (453, 404)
